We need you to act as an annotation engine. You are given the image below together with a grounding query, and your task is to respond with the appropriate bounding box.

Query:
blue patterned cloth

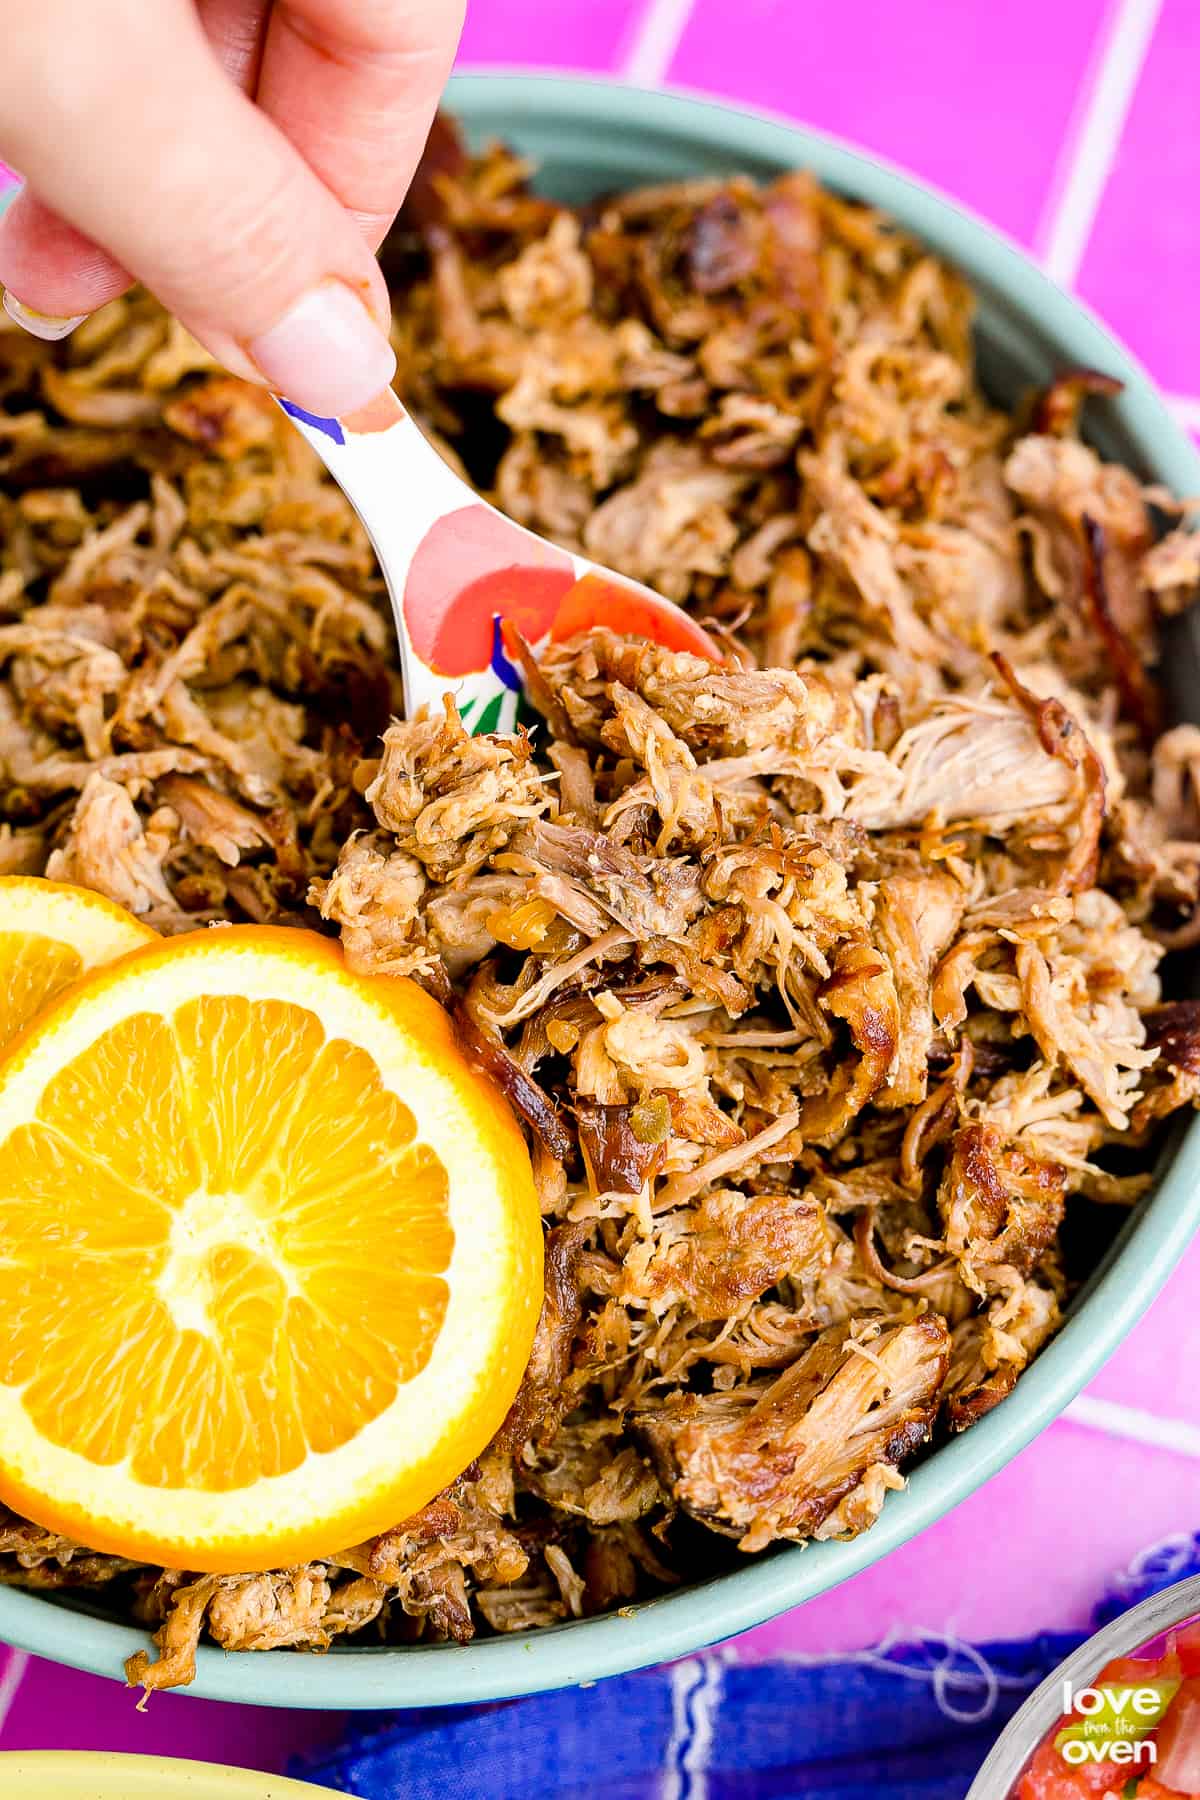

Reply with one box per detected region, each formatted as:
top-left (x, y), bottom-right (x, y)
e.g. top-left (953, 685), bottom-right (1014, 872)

top-left (296, 1534), bottom-right (1200, 1799)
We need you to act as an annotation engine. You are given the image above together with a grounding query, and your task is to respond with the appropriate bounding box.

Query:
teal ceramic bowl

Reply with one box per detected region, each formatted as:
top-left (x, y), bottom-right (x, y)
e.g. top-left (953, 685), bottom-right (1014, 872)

top-left (1, 73), bottom-right (1198, 1709)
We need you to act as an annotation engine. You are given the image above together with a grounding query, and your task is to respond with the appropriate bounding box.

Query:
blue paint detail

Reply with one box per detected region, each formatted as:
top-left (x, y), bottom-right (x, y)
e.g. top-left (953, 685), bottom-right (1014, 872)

top-left (489, 615), bottom-right (523, 692)
top-left (278, 399), bottom-right (345, 445)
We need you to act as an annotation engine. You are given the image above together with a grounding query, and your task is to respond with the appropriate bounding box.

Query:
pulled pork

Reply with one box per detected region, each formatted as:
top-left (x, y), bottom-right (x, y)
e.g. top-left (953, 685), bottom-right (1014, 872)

top-left (3, 118), bottom-right (1199, 1691)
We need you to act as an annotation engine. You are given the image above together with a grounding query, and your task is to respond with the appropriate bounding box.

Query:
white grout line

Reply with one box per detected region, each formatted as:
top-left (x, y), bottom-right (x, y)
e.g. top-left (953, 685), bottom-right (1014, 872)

top-left (622, 0), bottom-right (698, 88)
top-left (1166, 395), bottom-right (1200, 434)
top-left (0, 1650), bottom-right (30, 1738)
top-left (1065, 1393), bottom-right (1200, 1459)
top-left (1036, 0), bottom-right (1164, 288)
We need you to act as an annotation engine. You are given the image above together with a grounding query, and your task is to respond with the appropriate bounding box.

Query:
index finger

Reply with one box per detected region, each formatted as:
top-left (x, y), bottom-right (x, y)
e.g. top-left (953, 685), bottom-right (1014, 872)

top-left (257, 0), bottom-right (465, 247)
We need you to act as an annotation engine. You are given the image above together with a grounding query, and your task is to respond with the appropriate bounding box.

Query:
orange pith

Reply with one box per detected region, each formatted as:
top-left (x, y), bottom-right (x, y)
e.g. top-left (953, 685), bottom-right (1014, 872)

top-left (0, 926), bottom-right (542, 1571)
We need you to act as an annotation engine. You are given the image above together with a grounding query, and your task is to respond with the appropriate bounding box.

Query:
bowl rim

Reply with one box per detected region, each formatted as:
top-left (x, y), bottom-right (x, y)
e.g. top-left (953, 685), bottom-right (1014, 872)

top-left (2, 70), bottom-right (1199, 1711)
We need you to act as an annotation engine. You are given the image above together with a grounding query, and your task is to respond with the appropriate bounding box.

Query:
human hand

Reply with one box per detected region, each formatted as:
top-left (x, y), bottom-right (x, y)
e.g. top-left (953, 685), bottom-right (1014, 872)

top-left (0, 0), bottom-right (465, 416)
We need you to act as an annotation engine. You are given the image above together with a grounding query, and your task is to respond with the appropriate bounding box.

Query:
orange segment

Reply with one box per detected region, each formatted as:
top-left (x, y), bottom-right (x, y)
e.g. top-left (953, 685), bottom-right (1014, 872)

top-left (268, 1032), bottom-right (420, 1207)
top-left (0, 935), bottom-right (82, 1028)
top-left (0, 925), bottom-right (542, 1571)
top-left (169, 993), bottom-right (330, 1194)
top-left (39, 1011), bottom-right (202, 1206)
top-left (0, 877), bottom-right (156, 1053)
top-left (0, 1123), bottom-right (170, 1259)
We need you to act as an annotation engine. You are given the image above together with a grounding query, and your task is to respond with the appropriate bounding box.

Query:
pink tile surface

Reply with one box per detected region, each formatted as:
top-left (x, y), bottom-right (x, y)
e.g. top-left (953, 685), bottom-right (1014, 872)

top-left (1084, 1231), bottom-right (1200, 1416)
top-left (1075, 0), bottom-right (1200, 394)
top-left (0, 1655), bottom-right (340, 1771)
top-left (666, 0), bottom-right (1111, 245)
top-left (458, 0), bottom-right (644, 72)
top-left (3, 0), bottom-right (1200, 1769)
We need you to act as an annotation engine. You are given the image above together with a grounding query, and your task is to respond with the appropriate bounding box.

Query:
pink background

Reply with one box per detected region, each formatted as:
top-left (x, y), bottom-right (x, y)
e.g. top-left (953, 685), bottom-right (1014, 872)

top-left (2, 0), bottom-right (1199, 1773)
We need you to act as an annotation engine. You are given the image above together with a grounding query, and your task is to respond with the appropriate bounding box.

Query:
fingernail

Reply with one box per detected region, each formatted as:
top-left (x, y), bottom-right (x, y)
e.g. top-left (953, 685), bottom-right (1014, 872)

top-left (247, 281), bottom-right (396, 418)
top-left (2, 291), bottom-right (89, 341)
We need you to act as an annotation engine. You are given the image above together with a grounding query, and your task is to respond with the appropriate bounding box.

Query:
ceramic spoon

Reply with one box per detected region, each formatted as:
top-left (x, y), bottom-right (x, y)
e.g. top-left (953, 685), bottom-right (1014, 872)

top-left (276, 388), bottom-right (720, 735)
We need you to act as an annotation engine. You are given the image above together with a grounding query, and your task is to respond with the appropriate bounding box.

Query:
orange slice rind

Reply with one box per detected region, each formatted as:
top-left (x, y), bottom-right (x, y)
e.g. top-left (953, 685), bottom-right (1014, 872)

top-left (0, 925), bottom-right (542, 1572)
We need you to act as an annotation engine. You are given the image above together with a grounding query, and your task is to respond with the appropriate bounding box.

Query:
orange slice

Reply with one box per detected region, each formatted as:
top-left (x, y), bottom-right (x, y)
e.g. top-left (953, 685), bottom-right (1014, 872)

top-left (0, 877), bottom-right (156, 1054)
top-left (0, 925), bottom-right (542, 1572)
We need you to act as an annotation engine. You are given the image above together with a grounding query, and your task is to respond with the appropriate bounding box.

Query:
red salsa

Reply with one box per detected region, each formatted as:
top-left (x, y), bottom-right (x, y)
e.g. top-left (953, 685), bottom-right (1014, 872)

top-left (1014, 1627), bottom-right (1200, 1798)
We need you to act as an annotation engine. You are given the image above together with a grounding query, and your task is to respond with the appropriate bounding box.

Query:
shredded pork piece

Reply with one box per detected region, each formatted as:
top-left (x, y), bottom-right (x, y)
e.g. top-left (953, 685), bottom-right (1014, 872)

top-left (637, 1317), bottom-right (951, 1551)
top-left (364, 700), bottom-right (550, 882)
top-left (943, 1277), bottom-right (1062, 1431)
top-left (937, 1124), bottom-right (1067, 1297)
top-left (873, 872), bottom-right (966, 1105)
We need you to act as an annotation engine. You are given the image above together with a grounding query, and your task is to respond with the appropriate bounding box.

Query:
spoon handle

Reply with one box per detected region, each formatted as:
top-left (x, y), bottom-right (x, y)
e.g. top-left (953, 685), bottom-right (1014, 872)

top-left (276, 389), bottom-right (470, 722)
top-left (276, 389), bottom-right (717, 734)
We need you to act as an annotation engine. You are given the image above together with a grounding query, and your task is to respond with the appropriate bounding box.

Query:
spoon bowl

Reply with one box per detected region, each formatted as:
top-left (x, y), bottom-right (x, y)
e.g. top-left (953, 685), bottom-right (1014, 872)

top-left (278, 387), bottom-right (720, 731)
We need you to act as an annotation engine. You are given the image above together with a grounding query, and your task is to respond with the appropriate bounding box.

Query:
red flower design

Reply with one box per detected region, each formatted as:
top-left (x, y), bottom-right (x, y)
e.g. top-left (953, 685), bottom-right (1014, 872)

top-left (404, 505), bottom-right (574, 677)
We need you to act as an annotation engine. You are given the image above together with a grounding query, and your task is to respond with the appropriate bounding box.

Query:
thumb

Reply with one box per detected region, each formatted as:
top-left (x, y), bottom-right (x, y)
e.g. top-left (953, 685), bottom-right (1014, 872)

top-left (0, 0), bottom-right (400, 417)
